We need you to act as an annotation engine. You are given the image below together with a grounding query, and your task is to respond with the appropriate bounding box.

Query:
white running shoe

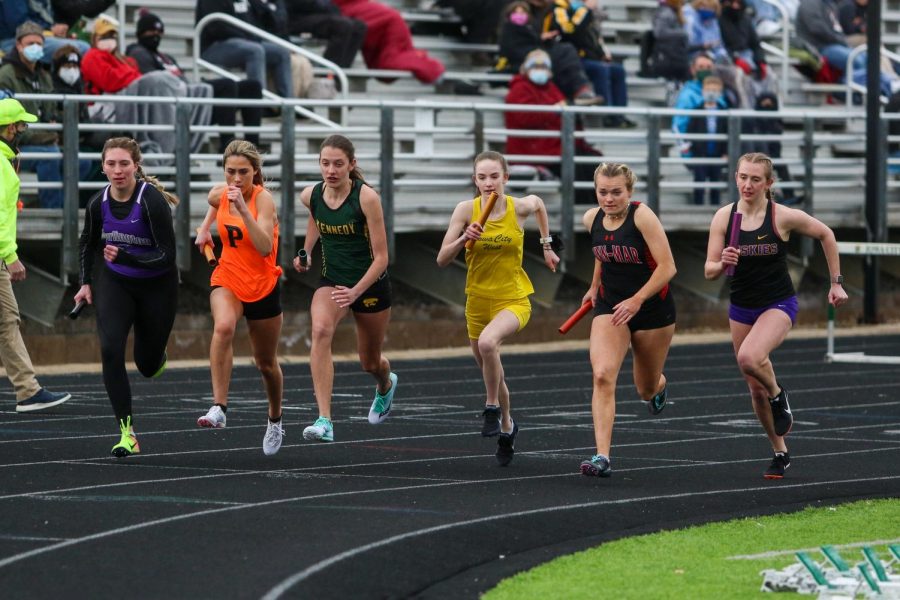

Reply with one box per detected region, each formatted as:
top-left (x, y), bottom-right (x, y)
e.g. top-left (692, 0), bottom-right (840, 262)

top-left (263, 419), bottom-right (285, 455)
top-left (198, 405), bottom-right (226, 428)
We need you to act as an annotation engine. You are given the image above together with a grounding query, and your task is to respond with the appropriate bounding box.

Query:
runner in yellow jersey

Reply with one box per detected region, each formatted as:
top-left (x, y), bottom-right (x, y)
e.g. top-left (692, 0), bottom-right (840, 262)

top-left (437, 151), bottom-right (560, 466)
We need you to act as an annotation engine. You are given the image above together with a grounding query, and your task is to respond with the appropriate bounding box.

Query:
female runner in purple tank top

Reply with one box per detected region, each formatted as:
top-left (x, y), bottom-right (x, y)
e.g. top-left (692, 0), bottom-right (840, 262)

top-left (579, 162), bottom-right (677, 478)
top-left (73, 138), bottom-right (178, 457)
top-left (705, 152), bottom-right (847, 479)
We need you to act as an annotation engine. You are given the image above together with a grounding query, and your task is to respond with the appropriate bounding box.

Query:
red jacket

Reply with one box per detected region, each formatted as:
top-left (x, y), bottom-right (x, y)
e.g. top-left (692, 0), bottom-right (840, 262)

top-left (81, 48), bottom-right (142, 95)
top-left (333, 0), bottom-right (444, 83)
top-left (504, 73), bottom-right (567, 157)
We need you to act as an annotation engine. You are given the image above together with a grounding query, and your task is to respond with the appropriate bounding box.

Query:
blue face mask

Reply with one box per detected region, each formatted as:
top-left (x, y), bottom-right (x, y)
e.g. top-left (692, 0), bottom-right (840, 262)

top-left (570, 0), bottom-right (585, 9)
top-left (697, 8), bottom-right (716, 19)
top-left (22, 43), bottom-right (44, 63)
top-left (528, 70), bottom-right (550, 86)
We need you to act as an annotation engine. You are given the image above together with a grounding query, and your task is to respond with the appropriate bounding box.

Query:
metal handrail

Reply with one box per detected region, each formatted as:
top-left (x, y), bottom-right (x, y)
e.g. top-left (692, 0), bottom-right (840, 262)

top-left (844, 44), bottom-right (900, 109)
top-left (193, 12), bottom-right (348, 127)
top-left (759, 0), bottom-right (792, 97)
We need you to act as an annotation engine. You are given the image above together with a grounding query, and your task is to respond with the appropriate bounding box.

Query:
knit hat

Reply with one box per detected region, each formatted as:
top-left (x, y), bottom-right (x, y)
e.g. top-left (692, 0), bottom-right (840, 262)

top-left (136, 11), bottom-right (165, 36)
top-left (92, 14), bottom-right (120, 37)
top-left (15, 21), bottom-right (45, 41)
top-left (52, 45), bottom-right (82, 69)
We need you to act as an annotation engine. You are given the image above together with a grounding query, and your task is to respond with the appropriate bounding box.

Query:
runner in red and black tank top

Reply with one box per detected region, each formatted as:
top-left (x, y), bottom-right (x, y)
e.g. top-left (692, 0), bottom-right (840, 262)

top-left (725, 200), bottom-right (795, 308)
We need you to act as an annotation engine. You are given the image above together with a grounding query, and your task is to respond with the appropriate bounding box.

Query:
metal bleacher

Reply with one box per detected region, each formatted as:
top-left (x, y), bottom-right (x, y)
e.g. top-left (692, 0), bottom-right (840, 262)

top-left (11, 0), bottom-right (900, 321)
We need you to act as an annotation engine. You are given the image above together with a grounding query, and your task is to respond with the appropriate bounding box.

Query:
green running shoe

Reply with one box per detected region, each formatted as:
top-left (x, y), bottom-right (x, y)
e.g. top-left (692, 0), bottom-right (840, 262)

top-left (111, 416), bottom-right (140, 457)
top-left (150, 352), bottom-right (167, 379)
top-left (303, 416), bottom-right (334, 442)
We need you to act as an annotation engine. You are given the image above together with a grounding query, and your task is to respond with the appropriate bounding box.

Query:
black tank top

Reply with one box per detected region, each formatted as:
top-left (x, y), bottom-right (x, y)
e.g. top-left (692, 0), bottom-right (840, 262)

top-left (725, 200), bottom-right (795, 307)
top-left (590, 202), bottom-right (669, 306)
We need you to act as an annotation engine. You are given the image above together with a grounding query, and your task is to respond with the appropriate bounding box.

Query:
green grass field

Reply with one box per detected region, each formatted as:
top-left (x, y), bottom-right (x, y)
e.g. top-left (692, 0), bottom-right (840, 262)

top-left (484, 498), bottom-right (899, 599)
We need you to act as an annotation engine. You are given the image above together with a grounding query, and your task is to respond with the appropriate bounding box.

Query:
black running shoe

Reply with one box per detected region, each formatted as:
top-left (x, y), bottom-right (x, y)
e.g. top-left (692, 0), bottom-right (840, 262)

top-left (769, 387), bottom-right (793, 436)
top-left (647, 386), bottom-right (667, 415)
top-left (481, 405), bottom-right (501, 437)
top-left (580, 454), bottom-right (612, 478)
top-left (495, 421), bottom-right (518, 466)
top-left (764, 451), bottom-right (790, 479)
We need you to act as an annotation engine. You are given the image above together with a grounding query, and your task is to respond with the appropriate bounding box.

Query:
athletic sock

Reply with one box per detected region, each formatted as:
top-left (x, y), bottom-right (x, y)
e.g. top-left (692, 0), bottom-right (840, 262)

top-left (216, 403), bottom-right (227, 413)
top-left (270, 415), bottom-right (282, 424)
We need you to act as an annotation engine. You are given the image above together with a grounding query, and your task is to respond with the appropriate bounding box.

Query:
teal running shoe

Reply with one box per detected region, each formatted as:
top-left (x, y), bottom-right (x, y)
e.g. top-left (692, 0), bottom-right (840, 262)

top-left (580, 454), bottom-right (611, 478)
top-left (303, 416), bottom-right (334, 442)
top-left (368, 372), bottom-right (397, 424)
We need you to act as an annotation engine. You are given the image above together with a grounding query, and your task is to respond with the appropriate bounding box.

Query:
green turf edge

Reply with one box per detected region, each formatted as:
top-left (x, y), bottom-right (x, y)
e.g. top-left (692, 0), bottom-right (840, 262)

top-left (484, 498), bottom-right (900, 600)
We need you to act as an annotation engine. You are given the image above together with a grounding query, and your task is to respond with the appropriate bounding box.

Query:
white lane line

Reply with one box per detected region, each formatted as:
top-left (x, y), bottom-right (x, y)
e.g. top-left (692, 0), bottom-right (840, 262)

top-left (0, 534), bottom-right (68, 542)
top-left (1, 443), bottom-right (896, 504)
top-left (728, 538), bottom-right (900, 560)
top-left (259, 474), bottom-right (900, 600)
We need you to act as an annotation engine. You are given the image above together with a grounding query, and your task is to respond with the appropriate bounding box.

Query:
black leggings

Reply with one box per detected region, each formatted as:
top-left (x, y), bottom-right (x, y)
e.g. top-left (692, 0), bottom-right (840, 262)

top-left (95, 267), bottom-right (178, 424)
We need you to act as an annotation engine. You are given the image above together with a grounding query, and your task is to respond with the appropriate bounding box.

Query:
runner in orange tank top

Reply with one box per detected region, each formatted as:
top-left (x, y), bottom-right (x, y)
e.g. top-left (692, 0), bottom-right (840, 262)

top-left (194, 140), bottom-right (286, 456)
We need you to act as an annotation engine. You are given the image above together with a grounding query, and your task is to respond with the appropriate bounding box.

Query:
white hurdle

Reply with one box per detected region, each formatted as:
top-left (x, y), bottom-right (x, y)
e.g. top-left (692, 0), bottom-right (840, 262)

top-left (826, 242), bottom-right (900, 365)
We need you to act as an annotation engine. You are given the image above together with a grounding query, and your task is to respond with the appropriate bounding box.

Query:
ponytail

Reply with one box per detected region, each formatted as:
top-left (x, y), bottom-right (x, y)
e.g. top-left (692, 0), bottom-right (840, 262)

top-left (136, 164), bottom-right (179, 206)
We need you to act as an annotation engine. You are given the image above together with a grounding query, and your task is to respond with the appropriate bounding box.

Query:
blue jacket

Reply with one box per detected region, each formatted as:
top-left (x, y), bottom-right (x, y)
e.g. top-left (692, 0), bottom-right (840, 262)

top-left (673, 79), bottom-right (729, 156)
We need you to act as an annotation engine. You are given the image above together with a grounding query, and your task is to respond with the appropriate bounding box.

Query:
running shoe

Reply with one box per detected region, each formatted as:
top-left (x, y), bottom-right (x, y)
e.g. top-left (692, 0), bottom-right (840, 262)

top-left (580, 454), bottom-right (611, 478)
top-left (368, 372), bottom-right (398, 424)
top-left (303, 416), bottom-right (334, 442)
top-left (197, 405), bottom-right (226, 428)
top-left (111, 416), bottom-right (140, 457)
top-left (481, 405), bottom-right (501, 437)
top-left (647, 386), bottom-right (668, 415)
top-left (263, 419), bottom-right (285, 456)
top-left (764, 451), bottom-right (791, 479)
top-left (16, 388), bottom-right (71, 413)
top-left (769, 387), bottom-right (793, 436)
top-left (495, 420), bottom-right (519, 466)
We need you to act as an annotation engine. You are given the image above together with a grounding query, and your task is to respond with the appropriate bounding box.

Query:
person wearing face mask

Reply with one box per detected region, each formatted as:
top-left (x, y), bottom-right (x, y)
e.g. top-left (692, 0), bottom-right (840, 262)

top-left (683, 0), bottom-right (729, 63)
top-left (0, 0), bottom-right (108, 61)
top-left (672, 53), bottom-right (730, 158)
top-left (81, 14), bottom-right (209, 160)
top-left (0, 98), bottom-right (72, 414)
top-left (0, 22), bottom-right (92, 209)
top-left (126, 11), bottom-right (263, 153)
top-left (504, 49), bottom-right (604, 204)
top-left (685, 76), bottom-right (729, 205)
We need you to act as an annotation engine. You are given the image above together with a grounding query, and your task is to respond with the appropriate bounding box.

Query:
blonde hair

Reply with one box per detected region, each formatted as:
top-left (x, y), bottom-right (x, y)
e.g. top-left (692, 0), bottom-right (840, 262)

top-left (101, 137), bottom-right (178, 206)
top-left (223, 139), bottom-right (264, 187)
top-left (737, 152), bottom-right (776, 201)
top-left (593, 162), bottom-right (638, 193)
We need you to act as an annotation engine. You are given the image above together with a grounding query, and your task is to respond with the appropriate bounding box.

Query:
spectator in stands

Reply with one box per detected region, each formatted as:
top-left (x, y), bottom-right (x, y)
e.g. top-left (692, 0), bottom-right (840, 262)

top-left (0, 0), bottom-right (113, 61)
top-left (547, 0), bottom-right (635, 128)
top-left (647, 0), bottom-right (691, 82)
top-left (0, 98), bottom-right (72, 413)
top-left (743, 91), bottom-right (796, 203)
top-left (495, 1), bottom-right (603, 104)
top-left (719, 0), bottom-right (778, 101)
top-left (504, 49), bottom-right (603, 203)
top-left (796, 0), bottom-right (897, 96)
top-left (126, 11), bottom-right (263, 153)
top-left (332, 0), bottom-right (445, 84)
top-left (283, 0), bottom-right (366, 68)
top-left (673, 53), bottom-right (728, 143)
top-left (434, 0), bottom-right (507, 63)
top-left (685, 75), bottom-right (728, 205)
top-left (0, 22), bottom-right (91, 208)
top-left (82, 15), bottom-right (210, 158)
top-left (196, 0), bottom-right (295, 98)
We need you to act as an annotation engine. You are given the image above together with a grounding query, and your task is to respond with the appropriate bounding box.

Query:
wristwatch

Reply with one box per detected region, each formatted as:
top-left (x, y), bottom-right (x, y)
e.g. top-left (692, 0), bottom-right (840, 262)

top-left (832, 274), bottom-right (844, 284)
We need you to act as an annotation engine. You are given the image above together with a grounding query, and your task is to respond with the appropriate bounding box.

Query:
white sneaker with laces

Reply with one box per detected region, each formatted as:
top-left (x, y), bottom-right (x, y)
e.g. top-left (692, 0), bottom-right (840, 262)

top-left (263, 419), bottom-right (285, 455)
top-left (197, 405), bottom-right (226, 428)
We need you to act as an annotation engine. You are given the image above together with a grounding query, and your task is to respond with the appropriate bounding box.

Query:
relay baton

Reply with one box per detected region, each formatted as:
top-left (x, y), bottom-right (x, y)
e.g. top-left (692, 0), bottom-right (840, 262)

top-left (196, 228), bottom-right (217, 266)
top-left (297, 249), bottom-right (308, 268)
top-left (558, 301), bottom-right (593, 334)
top-left (464, 191), bottom-right (499, 250)
top-left (725, 212), bottom-right (742, 277)
top-left (68, 299), bottom-right (86, 320)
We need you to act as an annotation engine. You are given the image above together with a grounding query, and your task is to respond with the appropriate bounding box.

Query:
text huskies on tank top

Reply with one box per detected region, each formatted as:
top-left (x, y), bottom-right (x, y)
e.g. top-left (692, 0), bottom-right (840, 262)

top-left (210, 185), bottom-right (282, 302)
top-left (310, 179), bottom-right (376, 286)
top-left (464, 195), bottom-right (534, 299)
top-left (590, 201), bottom-right (669, 306)
top-left (101, 182), bottom-right (168, 279)
top-left (725, 200), bottom-right (795, 307)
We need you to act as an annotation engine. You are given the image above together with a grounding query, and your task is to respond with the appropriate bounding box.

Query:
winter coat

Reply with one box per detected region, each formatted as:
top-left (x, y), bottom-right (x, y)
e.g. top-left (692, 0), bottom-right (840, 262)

top-left (80, 48), bottom-right (142, 95)
top-left (719, 5), bottom-right (766, 67)
top-left (505, 74), bottom-right (568, 157)
top-left (332, 0), bottom-right (444, 83)
top-left (548, 0), bottom-right (608, 61)
top-left (651, 4), bottom-right (690, 80)
top-left (795, 0), bottom-right (846, 50)
top-left (0, 50), bottom-right (59, 145)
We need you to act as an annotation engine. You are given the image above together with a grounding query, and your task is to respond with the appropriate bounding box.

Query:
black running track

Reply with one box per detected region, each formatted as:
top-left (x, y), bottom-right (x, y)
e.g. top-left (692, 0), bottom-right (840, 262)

top-left (2, 335), bottom-right (899, 599)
